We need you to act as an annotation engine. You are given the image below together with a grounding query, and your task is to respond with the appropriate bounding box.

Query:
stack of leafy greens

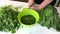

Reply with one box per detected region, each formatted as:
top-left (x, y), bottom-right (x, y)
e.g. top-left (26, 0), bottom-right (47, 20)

top-left (37, 5), bottom-right (60, 31)
top-left (0, 5), bottom-right (20, 33)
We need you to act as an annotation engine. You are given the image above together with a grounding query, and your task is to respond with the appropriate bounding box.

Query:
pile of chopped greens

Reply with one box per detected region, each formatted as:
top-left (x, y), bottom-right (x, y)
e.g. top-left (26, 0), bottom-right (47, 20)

top-left (37, 5), bottom-right (60, 31)
top-left (0, 5), bottom-right (20, 33)
top-left (21, 15), bottom-right (36, 25)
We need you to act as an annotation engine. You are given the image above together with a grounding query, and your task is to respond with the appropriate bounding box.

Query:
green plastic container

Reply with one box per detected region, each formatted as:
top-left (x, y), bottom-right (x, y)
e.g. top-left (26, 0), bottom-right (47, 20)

top-left (18, 8), bottom-right (40, 28)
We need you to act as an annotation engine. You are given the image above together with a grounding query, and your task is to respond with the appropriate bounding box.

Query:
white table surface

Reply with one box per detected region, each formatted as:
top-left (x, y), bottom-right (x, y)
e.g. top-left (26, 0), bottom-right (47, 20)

top-left (0, 1), bottom-right (60, 34)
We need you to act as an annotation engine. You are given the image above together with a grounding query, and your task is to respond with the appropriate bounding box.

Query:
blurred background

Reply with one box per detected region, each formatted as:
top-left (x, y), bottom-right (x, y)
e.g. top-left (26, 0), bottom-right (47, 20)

top-left (0, 0), bottom-right (60, 7)
top-left (12, 0), bottom-right (60, 7)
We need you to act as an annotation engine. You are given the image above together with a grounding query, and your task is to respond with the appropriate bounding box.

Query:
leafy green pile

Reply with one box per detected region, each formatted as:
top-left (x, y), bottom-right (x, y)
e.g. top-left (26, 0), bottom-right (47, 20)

top-left (21, 15), bottom-right (36, 25)
top-left (0, 5), bottom-right (20, 33)
top-left (37, 5), bottom-right (60, 31)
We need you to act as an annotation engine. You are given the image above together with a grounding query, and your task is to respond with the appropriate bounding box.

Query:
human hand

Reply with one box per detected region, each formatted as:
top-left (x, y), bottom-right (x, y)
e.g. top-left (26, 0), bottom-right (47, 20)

top-left (30, 6), bottom-right (41, 10)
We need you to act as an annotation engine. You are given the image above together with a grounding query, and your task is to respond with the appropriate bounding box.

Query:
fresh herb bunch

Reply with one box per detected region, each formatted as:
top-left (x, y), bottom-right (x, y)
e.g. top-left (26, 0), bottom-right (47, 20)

top-left (0, 5), bottom-right (20, 33)
top-left (37, 5), bottom-right (60, 31)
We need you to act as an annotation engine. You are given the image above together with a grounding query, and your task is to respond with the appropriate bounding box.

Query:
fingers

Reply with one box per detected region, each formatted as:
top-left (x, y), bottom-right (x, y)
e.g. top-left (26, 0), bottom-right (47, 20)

top-left (30, 6), bottom-right (40, 10)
